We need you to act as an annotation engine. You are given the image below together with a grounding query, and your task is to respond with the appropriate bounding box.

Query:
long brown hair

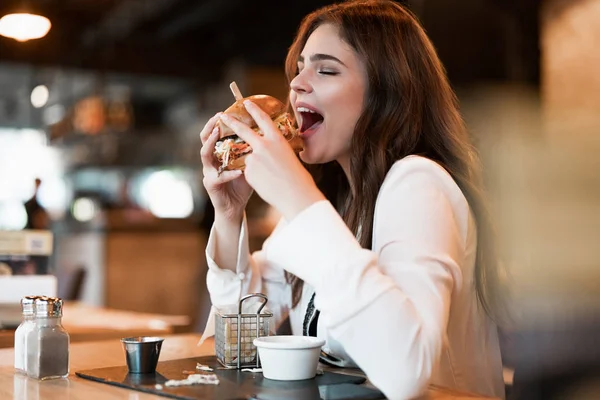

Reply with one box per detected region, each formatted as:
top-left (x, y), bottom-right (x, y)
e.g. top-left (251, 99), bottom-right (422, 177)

top-left (283, 0), bottom-right (504, 323)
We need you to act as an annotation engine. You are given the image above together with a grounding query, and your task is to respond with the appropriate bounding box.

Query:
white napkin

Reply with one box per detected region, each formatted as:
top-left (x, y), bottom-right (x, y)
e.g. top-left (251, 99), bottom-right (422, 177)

top-left (198, 305), bottom-right (218, 346)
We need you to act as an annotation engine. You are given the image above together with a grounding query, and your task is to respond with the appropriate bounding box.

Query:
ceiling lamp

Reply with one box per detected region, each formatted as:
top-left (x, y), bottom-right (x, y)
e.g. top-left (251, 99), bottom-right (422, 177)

top-left (0, 12), bottom-right (51, 42)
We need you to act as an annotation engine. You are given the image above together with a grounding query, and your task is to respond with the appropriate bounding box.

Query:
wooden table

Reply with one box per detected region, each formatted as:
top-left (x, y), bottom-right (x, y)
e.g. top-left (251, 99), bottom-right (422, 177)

top-left (0, 334), bottom-right (498, 399)
top-left (0, 301), bottom-right (190, 348)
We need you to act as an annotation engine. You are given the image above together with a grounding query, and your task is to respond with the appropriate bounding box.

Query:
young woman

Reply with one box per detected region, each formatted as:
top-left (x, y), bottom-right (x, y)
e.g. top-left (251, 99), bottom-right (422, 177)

top-left (199, 1), bottom-right (505, 398)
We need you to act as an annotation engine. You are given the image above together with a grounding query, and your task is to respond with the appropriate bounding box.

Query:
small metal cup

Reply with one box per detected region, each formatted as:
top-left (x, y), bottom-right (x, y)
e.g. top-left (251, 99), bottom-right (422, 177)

top-left (121, 337), bottom-right (164, 374)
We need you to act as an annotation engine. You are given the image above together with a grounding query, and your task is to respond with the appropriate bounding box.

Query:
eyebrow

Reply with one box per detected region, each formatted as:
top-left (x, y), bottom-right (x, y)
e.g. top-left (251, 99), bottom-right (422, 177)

top-left (298, 53), bottom-right (347, 67)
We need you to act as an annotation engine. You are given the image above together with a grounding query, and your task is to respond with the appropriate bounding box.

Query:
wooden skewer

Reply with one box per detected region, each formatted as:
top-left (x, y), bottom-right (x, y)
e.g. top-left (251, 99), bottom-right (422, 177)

top-left (229, 81), bottom-right (243, 101)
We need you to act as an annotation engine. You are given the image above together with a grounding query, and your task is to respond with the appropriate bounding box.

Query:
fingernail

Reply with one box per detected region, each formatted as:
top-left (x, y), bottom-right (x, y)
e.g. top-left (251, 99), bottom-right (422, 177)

top-left (220, 114), bottom-right (230, 120)
top-left (211, 127), bottom-right (218, 135)
top-left (243, 100), bottom-right (253, 107)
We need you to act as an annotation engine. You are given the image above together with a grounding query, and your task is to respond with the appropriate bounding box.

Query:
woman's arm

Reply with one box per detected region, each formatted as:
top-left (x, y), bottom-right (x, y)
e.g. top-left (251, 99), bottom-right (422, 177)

top-left (211, 212), bottom-right (243, 274)
top-left (264, 158), bottom-right (466, 399)
top-left (206, 213), bottom-right (292, 328)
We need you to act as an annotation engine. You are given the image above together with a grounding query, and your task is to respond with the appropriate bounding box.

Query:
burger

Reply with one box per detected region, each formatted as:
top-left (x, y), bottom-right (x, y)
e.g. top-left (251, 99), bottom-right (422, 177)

top-left (214, 95), bottom-right (303, 172)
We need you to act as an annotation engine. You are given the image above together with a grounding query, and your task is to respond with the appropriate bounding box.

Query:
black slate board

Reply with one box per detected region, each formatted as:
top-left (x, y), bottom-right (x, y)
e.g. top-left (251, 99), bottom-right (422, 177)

top-left (75, 355), bottom-right (385, 400)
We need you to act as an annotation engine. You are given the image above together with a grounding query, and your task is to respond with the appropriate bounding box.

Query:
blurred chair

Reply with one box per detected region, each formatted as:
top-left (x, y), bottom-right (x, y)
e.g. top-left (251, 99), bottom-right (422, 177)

top-left (56, 266), bottom-right (87, 301)
top-left (508, 316), bottom-right (600, 400)
top-left (499, 328), bottom-right (516, 399)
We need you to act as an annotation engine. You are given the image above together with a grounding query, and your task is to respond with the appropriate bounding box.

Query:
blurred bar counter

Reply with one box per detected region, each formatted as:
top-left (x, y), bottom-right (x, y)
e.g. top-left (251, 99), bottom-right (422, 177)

top-left (53, 206), bottom-right (211, 334)
top-left (0, 301), bottom-right (190, 349)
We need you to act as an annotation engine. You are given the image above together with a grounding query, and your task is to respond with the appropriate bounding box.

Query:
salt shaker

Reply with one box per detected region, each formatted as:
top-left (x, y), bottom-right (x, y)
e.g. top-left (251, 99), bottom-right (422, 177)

top-left (26, 297), bottom-right (70, 380)
top-left (14, 296), bottom-right (38, 373)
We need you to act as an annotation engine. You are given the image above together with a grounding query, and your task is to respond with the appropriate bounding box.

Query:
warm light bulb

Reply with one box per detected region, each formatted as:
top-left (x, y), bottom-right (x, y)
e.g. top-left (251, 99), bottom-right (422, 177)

top-left (31, 85), bottom-right (49, 108)
top-left (0, 13), bottom-right (51, 42)
top-left (72, 197), bottom-right (97, 222)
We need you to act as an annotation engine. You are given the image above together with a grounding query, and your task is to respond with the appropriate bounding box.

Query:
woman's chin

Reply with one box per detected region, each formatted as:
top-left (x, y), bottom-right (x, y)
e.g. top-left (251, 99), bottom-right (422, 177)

top-left (299, 153), bottom-right (319, 165)
top-left (299, 150), bottom-right (315, 164)
top-left (299, 149), bottom-right (335, 165)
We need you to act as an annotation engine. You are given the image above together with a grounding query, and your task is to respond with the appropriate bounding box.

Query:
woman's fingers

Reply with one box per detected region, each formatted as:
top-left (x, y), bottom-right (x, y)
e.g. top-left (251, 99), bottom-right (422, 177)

top-left (243, 100), bottom-right (280, 141)
top-left (200, 127), bottom-right (244, 185)
top-left (200, 113), bottom-right (222, 145)
top-left (219, 113), bottom-right (262, 150)
top-left (200, 127), bottom-right (220, 168)
top-left (203, 168), bottom-right (243, 188)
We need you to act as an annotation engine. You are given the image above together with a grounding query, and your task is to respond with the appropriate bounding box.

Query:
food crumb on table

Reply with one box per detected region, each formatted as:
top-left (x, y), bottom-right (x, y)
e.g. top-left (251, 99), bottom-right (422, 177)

top-left (241, 368), bottom-right (263, 373)
top-left (196, 363), bottom-right (214, 372)
top-left (165, 374), bottom-right (220, 387)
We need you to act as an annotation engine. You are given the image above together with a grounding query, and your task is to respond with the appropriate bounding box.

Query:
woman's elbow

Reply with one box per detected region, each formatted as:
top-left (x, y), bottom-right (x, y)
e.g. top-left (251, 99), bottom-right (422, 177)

top-left (372, 367), bottom-right (432, 400)
top-left (368, 341), bottom-right (439, 399)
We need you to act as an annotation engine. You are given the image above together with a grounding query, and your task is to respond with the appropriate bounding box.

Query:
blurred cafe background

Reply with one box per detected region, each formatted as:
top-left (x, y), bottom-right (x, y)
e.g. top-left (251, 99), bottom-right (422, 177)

top-left (1, 0), bottom-right (600, 398)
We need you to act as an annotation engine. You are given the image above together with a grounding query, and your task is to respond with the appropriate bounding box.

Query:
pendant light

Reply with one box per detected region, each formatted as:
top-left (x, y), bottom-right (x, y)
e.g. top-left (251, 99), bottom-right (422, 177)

top-left (0, 1), bottom-right (51, 42)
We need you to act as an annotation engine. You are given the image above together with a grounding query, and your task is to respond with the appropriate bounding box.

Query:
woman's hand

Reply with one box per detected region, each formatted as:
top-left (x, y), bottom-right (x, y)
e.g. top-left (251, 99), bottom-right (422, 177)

top-left (219, 100), bottom-right (326, 221)
top-left (200, 112), bottom-right (253, 222)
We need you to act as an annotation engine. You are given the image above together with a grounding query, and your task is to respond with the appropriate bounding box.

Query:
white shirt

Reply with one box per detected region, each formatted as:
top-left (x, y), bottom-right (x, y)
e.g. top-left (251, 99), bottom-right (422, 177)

top-left (205, 155), bottom-right (505, 400)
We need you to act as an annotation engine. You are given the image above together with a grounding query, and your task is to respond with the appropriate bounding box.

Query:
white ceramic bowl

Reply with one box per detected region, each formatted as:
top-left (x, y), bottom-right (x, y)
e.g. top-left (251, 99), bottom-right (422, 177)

top-left (253, 335), bottom-right (325, 381)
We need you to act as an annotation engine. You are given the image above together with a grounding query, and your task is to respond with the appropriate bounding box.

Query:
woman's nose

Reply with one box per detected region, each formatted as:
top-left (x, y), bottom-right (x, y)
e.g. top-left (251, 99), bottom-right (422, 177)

top-left (290, 72), bottom-right (312, 94)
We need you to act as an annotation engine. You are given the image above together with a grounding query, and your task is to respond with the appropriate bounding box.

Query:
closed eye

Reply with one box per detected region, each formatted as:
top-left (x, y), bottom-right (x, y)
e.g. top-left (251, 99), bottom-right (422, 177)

top-left (318, 70), bottom-right (338, 76)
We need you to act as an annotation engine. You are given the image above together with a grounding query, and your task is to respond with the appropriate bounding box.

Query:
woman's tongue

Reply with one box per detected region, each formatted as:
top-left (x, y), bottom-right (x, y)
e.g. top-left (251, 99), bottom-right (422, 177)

top-left (300, 112), bottom-right (324, 133)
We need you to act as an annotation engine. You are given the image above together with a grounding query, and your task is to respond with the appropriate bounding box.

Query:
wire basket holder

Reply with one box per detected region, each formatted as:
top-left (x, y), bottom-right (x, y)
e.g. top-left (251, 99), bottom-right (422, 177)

top-left (215, 293), bottom-right (272, 369)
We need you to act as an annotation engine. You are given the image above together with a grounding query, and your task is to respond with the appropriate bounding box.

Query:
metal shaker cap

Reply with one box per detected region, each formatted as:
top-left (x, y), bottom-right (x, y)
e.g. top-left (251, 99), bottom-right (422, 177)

top-left (21, 295), bottom-right (39, 316)
top-left (34, 297), bottom-right (64, 317)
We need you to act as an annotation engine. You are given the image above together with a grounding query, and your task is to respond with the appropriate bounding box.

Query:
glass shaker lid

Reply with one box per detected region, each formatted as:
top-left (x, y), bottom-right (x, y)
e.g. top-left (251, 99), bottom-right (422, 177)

top-left (34, 297), bottom-right (64, 317)
top-left (21, 295), bottom-right (39, 315)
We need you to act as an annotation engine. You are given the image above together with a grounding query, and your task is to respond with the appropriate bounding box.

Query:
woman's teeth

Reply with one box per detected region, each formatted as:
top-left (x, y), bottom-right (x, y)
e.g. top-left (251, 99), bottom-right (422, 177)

top-left (297, 106), bottom-right (317, 113)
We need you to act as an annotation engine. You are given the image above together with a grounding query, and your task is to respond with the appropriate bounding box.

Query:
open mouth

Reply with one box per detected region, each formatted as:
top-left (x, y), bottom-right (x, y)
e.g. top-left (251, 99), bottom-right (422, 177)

top-left (297, 107), bottom-right (324, 134)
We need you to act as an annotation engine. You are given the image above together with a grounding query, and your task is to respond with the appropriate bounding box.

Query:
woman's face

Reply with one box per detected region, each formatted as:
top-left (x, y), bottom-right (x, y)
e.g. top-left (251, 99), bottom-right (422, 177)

top-left (290, 23), bottom-right (368, 167)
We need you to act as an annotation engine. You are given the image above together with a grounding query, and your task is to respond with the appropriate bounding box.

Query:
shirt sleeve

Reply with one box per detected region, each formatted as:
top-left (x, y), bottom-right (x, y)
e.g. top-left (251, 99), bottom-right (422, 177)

top-left (264, 160), bottom-right (466, 399)
top-left (205, 213), bottom-right (292, 328)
